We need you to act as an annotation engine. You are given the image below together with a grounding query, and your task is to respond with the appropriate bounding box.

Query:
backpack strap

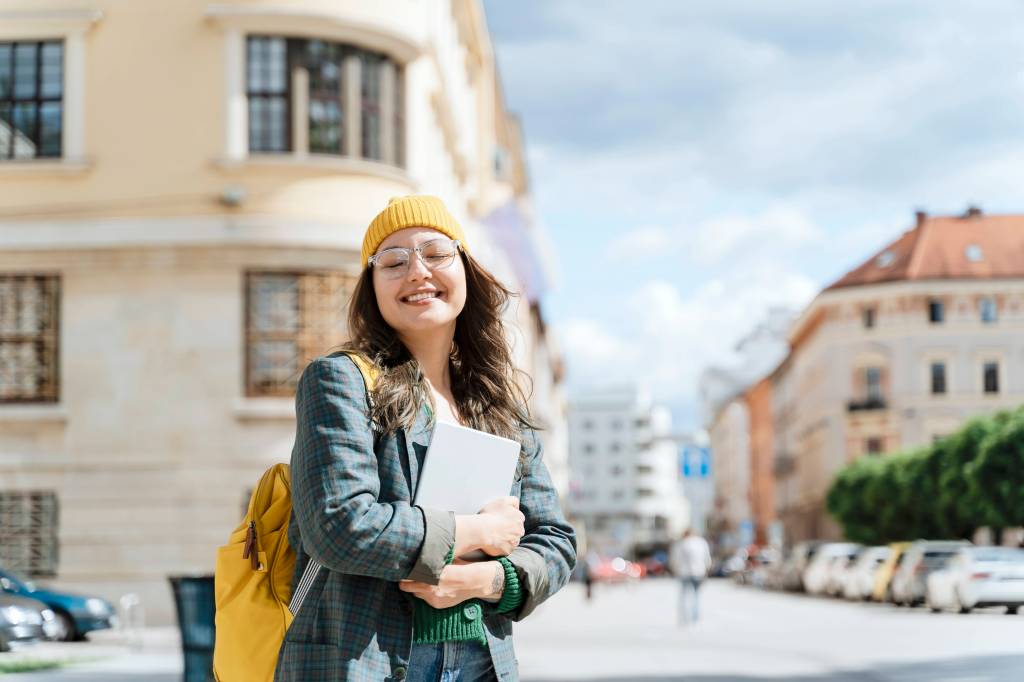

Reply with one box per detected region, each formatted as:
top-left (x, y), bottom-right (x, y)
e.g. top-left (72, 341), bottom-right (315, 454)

top-left (288, 351), bottom-right (380, 616)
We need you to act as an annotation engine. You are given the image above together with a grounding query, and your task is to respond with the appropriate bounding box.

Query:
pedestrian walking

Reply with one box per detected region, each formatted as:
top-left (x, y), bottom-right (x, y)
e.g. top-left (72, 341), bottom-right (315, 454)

top-left (275, 196), bottom-right (577, 681)
top-left (669, 528), bottom-right (712, 626)
top-left (583, 550), bottom-right (600, 601)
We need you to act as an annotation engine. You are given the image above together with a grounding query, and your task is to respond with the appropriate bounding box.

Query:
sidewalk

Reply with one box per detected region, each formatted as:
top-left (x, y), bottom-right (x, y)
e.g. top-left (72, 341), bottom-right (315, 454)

top-left (0, 627), bottom-right (182, 680)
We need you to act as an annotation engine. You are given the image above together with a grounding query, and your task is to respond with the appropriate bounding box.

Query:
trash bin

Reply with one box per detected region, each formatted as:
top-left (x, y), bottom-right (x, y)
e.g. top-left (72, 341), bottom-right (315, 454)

top-left (168, 575), bottom-right (215, 682)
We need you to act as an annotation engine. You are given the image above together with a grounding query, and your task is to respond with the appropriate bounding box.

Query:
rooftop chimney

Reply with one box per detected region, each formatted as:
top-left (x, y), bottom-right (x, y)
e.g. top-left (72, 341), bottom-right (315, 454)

top-left (914, 209), bottom-right (927, 228)
top-left (963, 205), bottom-right (983, 219)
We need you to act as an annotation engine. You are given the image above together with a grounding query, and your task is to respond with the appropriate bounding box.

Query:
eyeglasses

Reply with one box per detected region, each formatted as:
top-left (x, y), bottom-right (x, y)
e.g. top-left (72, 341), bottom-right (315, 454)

top-left (368, 238), bottom-right (462, 279)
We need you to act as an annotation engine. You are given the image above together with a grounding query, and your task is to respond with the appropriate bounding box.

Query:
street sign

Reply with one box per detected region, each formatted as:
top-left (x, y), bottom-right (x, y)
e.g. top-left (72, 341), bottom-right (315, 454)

top-left (680, 446), bottom-right (711, 479)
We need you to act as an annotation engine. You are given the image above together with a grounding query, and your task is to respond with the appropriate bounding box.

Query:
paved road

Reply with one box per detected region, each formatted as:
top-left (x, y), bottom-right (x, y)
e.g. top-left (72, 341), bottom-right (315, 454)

top-left (7, 578), bottom-right (1022, 680)
top-left (515, 578), bottom-right (1024, 681)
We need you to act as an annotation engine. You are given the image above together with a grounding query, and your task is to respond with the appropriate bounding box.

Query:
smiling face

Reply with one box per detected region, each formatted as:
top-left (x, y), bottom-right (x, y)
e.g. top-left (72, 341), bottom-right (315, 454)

top-left (371, 227), bottom-right (468, 340)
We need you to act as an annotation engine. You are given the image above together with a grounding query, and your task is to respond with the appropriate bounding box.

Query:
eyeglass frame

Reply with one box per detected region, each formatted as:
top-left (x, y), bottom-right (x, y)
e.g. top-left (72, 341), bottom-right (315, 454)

top-left (367, 238), bottom-right (463, 276)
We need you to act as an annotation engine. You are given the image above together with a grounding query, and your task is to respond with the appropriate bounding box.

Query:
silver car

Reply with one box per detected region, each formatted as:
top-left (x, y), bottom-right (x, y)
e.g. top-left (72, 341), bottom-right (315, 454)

top-left (0, 592), bottom-right (59, 651)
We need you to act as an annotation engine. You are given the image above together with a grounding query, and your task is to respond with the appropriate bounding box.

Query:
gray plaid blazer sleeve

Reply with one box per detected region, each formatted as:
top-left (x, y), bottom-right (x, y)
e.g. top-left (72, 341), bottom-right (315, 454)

top-left (505, 429), bottom-right (577, 620)
top-left (290, 354), bottom-right (454, 584)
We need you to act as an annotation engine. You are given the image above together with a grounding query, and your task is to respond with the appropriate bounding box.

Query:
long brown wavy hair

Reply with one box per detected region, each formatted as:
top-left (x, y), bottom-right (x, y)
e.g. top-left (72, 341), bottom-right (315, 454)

top-left (340, 250), bottom-right (537, 443)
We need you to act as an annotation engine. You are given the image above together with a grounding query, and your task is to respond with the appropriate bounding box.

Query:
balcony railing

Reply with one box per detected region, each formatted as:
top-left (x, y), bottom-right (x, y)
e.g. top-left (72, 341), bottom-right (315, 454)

top-left (847, 396), bottom-right (887, 412)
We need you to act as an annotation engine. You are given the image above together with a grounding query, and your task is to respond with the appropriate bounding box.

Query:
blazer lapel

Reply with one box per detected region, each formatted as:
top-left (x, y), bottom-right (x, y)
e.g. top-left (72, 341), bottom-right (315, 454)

top-left (405, 403), bottom-right (434, 501)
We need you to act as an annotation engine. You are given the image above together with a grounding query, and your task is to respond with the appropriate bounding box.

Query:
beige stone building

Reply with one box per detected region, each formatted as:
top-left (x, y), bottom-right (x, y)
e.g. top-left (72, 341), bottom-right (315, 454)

top-left (775, 209), bottom-right (1024, 542)
top-left (707, 396), bottom-right (750, 547)
top-left (0, 0), bottom-right (566, 625)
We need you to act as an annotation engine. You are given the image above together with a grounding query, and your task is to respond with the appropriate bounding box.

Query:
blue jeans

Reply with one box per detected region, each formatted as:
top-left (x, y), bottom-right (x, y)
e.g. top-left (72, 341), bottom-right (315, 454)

top-left (678, 576), bottom-right (703, 624)
top-left (408, 640), bottom-right (498, 682)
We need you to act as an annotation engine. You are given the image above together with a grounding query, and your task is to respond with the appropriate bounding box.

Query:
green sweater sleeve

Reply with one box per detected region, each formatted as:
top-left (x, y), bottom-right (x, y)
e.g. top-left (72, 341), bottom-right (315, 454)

top-left (495, 557), bottom-right (524, 614)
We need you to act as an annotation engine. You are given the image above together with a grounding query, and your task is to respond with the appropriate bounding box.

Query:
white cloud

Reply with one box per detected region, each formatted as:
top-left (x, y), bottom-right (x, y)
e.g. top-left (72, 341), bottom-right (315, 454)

top-left (485, 0), bottom-right (1024, 426)
top-left (557, 263), bottom-right (817, 422)
top-left (692, 206), bottom-right (823, 265)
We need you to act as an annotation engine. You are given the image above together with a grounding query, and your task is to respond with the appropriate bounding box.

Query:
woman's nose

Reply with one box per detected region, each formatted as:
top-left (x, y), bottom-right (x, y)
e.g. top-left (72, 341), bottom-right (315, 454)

top-left (405, 252), bottom-right (432, 280)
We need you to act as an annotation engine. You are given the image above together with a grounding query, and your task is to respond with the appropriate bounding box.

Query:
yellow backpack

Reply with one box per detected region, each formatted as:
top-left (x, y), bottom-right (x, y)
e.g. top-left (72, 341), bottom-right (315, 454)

top-left (213, 352), bottom-right (379, 682)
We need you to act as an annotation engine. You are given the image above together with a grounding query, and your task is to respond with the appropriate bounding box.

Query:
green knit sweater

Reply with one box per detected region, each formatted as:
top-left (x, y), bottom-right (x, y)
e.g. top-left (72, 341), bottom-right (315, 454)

top-left (412, 404), bottom-right (525, 645)
top-left (412, 554), bottom-right (523, 646)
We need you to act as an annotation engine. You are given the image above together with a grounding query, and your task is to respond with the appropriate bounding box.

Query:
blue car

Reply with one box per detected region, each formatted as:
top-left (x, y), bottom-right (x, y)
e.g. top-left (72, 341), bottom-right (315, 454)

top-left (0, 567), bottom-right (115, 641)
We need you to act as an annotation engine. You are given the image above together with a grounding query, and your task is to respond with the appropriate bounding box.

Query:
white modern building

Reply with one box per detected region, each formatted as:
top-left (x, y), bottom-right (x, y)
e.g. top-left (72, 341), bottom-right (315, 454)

top-left (567, 388), bottom-right (689, 558)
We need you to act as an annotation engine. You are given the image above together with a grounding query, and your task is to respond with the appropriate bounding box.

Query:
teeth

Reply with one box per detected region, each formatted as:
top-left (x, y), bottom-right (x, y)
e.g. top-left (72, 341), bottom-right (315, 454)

top-left (405, 292), bottom-right (440, 302)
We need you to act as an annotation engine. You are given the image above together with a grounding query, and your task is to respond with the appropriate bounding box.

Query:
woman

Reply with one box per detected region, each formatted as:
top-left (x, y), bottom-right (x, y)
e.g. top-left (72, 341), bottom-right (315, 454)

top-left (275, 195), bottom-right (577, 682)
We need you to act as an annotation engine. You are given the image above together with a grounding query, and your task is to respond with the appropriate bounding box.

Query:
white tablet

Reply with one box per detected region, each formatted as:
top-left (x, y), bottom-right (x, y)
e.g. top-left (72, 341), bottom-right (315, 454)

top-left (413, 420), bottom-right (521, 514)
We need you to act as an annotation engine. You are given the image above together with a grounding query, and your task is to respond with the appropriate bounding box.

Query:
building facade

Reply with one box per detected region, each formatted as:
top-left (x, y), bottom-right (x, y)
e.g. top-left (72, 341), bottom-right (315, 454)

top-left (567, 388), bottom-right (689, 558)
top-left (775, 209), bottom-right (1024, 543)
top-left (0, 0), bottom-right (566, 625)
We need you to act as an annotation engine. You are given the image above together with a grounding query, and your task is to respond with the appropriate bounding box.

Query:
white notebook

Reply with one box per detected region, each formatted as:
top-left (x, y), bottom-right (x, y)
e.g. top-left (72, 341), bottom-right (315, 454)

top-left (413, 420), bottom-right (521, 514)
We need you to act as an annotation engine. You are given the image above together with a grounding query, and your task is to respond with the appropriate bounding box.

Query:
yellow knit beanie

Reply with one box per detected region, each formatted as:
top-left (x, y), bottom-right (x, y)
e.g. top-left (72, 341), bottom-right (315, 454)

top-left (361, 195), bottom-right (467, 268)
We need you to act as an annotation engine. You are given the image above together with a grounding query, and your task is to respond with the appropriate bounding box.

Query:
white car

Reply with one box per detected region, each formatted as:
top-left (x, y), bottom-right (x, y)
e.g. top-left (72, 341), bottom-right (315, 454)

top-left (803, 543), bottom-right (862, 596)
top-left (891, 540), bottom-right (970, 607)
top-left (926, 546), bottom-right (1024, 614)
top-left (842, 546), bottom-right (891, 601)
top-left (826, 553), bottom-right (859, 597)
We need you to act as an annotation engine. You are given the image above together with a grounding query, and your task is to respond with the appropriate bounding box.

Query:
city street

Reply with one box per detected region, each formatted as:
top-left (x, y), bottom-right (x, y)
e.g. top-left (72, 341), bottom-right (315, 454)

top-left (6, 578), bottom-right (1022, 681)
top-left (514, 578), bottom-right (1023, 682)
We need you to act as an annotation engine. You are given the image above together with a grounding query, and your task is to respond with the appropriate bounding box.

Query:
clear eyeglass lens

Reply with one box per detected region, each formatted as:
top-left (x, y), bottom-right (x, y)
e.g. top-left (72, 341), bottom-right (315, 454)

top-left (375, 250), bottom-right (409, 270)
top-left (373, 240), bottom-right (457, 276)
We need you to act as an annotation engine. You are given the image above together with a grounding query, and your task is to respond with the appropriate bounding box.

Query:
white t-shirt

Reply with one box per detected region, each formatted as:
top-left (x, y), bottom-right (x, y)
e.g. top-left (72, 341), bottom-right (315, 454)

top-left (670, 536), bottom-right (712, 578)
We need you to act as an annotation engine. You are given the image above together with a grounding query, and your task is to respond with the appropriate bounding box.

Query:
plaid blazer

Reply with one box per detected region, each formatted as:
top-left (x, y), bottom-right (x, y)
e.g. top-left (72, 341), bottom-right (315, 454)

top-left (274, 352), bottom-right (577, 682)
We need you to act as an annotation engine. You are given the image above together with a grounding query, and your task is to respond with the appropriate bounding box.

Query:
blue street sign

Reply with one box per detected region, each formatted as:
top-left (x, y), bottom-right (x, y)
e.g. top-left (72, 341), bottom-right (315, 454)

top-left (681, 446), bottom-right (711, 479)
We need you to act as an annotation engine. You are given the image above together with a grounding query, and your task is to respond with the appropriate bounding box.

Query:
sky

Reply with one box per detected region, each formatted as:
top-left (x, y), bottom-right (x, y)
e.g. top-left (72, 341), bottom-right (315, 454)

top-left (481, 0), bottom-right (1024, 431)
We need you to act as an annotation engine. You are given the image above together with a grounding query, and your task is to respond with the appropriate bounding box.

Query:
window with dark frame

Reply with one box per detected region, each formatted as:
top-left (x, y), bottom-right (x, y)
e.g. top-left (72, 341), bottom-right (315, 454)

top-left (305, 40), bottom-right (344, 155)
top-left (0, 274), bottom-right (60, 403)
top-left (360, 51), bottom-right (383, 161)
top-left (0, 41), bottom-right (64, 160)
top-left (247, 37), bottom-right (290, 153)
top-left (865, 437), bottom-right (883, 455)
top-left (930, 361), bottom-right (946, 395)
top-left (244, 271), bottom-right (356, 397)
top-left (863, 306), bottom-right (876, 329)
top-left (393, 65), bottom-right (405, 167)
top-left (246, 36), bottom-right (403, 165)
top-left (979, 297), bottom-right (997, 324)
top-left (928, 299), bottom-right (944, 324)
top-left (865, 366), bottom-right (883, 402)
top-left (983, 361), bottom-right (999, 394)
top-left (0, 491), bottom-right (59, 578)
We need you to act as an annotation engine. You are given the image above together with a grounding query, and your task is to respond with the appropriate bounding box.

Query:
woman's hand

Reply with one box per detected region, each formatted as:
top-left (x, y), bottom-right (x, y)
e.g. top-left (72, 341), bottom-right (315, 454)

top-left (399, 561), bottom-right (504, 609)
top-left (476, 496), bottom-right (525, 556)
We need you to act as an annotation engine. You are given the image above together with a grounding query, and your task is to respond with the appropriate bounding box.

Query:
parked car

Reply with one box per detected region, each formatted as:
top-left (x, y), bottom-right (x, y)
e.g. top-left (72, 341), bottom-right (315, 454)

top-left (872, 542), bottom-right (911, 602)
top-left (639, 553), bottom-right (669, 578)
top-left (842, 545), bottom-right (891, 601)
top-left (825, 547), bottom-right (864, 597)
top-left (889, 540), bottom-right (971, 607)
top-left (926, 546), bottom-right (1024, 614)
top-left (590, 556), bottom-right (643, 582)
top-left (781, 541), bottom-right (824, 592)
top-left (0, 567), bottom-right (115, 641)
top-left (803, 543), bottom-right (862, 596)
top-left (0, 593), bottom-right (59, 651)
top-left (733, 546), bottom-right (780, 587)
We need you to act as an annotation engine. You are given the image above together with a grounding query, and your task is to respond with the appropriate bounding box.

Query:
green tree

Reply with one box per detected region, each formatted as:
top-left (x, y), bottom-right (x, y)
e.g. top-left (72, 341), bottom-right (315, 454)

top-left (937, 411), bottom-right (1011, 537)
top-left (827, 456), bottom-right (883, 544)
top-left (968, 407), bottom-right (1024, 532)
